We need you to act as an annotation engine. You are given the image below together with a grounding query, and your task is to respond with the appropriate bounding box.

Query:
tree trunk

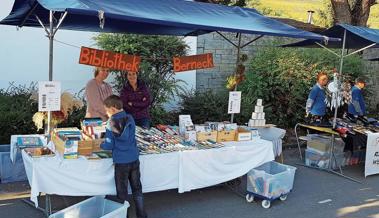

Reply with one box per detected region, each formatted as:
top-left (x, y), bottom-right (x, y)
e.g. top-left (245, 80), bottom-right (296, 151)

top-left (351, 0), bottom-right (377, 26)
top-left (331, 0), bottom-right (352, 24)
top-left (330, 0), bottom-right (377, 26)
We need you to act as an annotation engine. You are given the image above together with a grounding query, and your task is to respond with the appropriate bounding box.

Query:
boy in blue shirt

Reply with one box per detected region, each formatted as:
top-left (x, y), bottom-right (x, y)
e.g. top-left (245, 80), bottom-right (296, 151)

top-left (348, 78), bottom-right (366, 119)
top-left (306, 72), bottom-right (328, 123)
top-left (101, 95), bottom-right (147, 218)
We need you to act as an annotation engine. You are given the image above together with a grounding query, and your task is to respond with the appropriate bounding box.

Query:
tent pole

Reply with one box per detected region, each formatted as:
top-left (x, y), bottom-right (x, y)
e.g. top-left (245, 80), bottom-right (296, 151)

top-left (344, 43), bottom-right (377, 58)
top-left (315, 42), bottom-right (340, 57)
top-left (333, 29), bottom-right (346, 128)
top-left (46, 10), bottom-right (54, 136)
top-left (231, 33), bottom-right (242, 123)
top-left (49, 11), bottom-right (54, 82)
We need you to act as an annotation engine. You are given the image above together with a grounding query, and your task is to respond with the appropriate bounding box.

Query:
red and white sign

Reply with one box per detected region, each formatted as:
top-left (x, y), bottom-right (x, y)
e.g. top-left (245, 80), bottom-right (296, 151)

top-left (79, 47), bottom-right (141, 72)
top-left (173, 53), bottom-right (214, 72)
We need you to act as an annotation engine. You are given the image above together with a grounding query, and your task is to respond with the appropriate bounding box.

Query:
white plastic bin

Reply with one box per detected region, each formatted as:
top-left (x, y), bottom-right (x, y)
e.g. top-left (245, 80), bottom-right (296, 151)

top-left (247, 161), bottom-right (296, 200)
top-left (48, 196), bottom-right (129, 218)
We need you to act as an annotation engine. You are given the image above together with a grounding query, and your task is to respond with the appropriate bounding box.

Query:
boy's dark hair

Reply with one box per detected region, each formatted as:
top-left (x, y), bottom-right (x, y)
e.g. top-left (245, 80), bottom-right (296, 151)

top-left (355, 77), bottom-right (365, 84)
top-left (104, 95), bottom-right (123, 110)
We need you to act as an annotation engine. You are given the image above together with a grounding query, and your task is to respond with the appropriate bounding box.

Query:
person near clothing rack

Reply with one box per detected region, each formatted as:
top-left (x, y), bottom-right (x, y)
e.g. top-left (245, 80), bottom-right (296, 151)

top-left (305, 72), bottom-right (329, 124)
top-left (347, 78), bottom-right (367, 122)
top-left (85, 67), bottom-right (113, 121)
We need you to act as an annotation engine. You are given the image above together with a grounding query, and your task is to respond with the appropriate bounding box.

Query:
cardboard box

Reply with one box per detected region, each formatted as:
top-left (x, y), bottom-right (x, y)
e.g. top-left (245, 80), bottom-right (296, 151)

top-left (217, 130), bottom-right (236, 142)
top-left (52, 134), bottom-right (79, 159)
top-left (197, 131), bottom-right (218, 142)
top-left (235, 127), bottom-right (252, 141)
top-left (52, 134), bottom-right (95, 157)
top-left (307, 135), bottom-right (345, 154)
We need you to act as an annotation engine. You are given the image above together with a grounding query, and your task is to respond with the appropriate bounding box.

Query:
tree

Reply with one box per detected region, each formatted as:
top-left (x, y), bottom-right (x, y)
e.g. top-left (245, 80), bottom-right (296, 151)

top-left (331, 0), bottom-right (377, 26)
top-left (94, 34), bottom-right (188, 124)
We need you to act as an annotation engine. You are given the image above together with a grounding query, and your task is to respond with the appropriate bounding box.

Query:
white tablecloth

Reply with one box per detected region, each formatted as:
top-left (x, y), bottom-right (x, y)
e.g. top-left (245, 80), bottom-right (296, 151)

top-left (10, 135), bottom-right (47, 163)
top-left (257, 127), bottom-right (286, 157)
top-left (178, 140), bottom-right (274, 192)
top-left (22, 139), bottom-right (274, 207)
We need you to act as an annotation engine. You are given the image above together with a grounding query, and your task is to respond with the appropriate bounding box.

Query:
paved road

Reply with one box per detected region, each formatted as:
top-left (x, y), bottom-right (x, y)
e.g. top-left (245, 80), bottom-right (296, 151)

top-left (1, 148), bottom-right (379, 218)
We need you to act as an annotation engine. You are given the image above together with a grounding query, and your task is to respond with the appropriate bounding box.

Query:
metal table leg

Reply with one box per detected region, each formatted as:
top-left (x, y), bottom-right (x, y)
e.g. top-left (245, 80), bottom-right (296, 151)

top-left (294, 123), bottom-right (303, 160)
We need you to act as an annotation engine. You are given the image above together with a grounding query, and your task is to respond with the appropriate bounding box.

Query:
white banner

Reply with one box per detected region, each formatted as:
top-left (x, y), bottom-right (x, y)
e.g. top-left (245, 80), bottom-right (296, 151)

top-left (228, 91), bottom-right (241, 114)
top-left (38, 81), bottom-right (61, 112)
top-left (365, 132), bottom-right (379, 177)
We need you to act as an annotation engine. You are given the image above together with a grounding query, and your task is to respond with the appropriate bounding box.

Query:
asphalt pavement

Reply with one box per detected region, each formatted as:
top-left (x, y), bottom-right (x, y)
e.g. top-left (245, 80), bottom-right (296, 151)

top-left (1, 148), bottom-right (379, 218)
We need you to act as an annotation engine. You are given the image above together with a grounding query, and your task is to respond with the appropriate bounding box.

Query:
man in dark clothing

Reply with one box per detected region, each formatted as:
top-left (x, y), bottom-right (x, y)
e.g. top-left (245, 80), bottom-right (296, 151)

top-left (101, 95), bottom-right (147, 218)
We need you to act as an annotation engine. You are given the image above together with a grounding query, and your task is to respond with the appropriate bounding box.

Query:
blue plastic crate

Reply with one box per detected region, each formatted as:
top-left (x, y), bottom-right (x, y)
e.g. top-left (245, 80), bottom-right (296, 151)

top-left (0, 144), bottom-right (28, 183)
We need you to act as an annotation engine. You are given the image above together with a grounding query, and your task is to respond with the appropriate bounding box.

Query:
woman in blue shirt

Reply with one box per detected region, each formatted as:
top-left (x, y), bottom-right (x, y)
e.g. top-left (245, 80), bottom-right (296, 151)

top-left (306, 72), bottom-right (328, 122)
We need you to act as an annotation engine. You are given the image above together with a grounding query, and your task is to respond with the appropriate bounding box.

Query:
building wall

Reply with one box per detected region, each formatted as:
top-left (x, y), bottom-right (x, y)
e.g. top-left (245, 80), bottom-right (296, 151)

top-left (196, 32), bottom-right (278, 92)
top-left (363, 48), bottom-right (379, 111)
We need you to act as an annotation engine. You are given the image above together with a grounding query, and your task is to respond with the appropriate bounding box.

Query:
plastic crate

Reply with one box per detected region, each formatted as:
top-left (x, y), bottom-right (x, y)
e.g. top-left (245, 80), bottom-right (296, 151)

top-left (305, 148), bottom-right (330, 169)
top-left (49, 196), bottom-right (129, 218)
top-left (247, 161), bottom-right (296, 201)
top-left (305, 148), bottom-right (346, 170)
top-left (0, 144), bottom-right (28, 183)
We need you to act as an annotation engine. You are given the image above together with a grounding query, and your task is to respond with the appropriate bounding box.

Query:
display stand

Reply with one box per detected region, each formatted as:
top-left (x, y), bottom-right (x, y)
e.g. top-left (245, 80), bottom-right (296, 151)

top-left (294, 123), bottom-right (361, 183)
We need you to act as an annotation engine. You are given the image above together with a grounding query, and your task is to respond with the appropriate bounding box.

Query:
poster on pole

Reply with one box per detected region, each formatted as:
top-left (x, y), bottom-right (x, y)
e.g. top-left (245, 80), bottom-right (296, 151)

top-left (38, 81), bottom-right (61, 112)
top-left (365, 132), bottom-right (379, 177)
top-left (228, 91), bottom-right (241, 114)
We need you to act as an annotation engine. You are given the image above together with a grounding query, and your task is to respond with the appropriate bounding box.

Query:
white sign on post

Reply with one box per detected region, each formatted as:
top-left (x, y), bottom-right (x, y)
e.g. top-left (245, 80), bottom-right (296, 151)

top-left (38, 81), bottom-right (61, 112)
top-left (365, 132), bottom-right (379, 177)
top-left (228, 91), bottom-right (241, 114)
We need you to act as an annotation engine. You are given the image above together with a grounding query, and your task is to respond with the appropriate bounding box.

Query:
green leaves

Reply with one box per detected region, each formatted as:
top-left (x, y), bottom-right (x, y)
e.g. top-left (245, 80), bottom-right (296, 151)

top-left (0, 83), bottom-right (40, 144)
top-left (94, 33), bottom-right (188, 125)
top-left (237, 46), bottom-right (365, 128)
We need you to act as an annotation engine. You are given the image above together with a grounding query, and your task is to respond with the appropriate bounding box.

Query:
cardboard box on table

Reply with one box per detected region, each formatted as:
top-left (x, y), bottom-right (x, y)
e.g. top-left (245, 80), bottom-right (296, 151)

top-left (217, 130), bottom-right (236, 143)
top-left (52, 134), bottom-right (100, 158)
top-left (235, 127), bottom-right (252, 141)
top-left (197, 131), bottom-right (218, 142)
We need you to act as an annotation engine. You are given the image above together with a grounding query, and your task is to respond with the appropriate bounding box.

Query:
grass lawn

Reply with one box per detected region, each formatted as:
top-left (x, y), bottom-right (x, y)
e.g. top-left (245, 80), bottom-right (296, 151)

top-left (254, 0), bottom-right (379, 28)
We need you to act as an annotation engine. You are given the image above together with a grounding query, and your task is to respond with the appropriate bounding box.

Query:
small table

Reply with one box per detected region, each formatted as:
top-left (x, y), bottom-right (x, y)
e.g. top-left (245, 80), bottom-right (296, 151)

top-left (294, 123), bottom-right (339, 160)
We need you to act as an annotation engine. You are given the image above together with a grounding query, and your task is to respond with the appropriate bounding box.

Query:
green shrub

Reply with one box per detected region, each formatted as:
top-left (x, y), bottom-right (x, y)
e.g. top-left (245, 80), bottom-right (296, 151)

top-left (0, 83), bottom-right (39, 144)
top-left (237, 46), bottom-right (365, 128)
top-left (178, 90), bottom-right (230, 124)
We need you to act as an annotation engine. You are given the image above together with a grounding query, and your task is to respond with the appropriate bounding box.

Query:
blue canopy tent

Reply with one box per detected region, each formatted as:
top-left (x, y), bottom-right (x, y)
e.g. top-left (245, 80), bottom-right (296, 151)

top-left (284, 24), bottom-right (379, 183)
top-left (1, 0), bottom-right (336, 80)
top-left (0, 0), bottom-right (337, 125)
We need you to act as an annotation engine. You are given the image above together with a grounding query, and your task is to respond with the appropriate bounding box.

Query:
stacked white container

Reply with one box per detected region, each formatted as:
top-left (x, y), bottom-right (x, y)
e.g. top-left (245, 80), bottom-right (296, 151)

top-left (248, 99), bottom-right (266, 127)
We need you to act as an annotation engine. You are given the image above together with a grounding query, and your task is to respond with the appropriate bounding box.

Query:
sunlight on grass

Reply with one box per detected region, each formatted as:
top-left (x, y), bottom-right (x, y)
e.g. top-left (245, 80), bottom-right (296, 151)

top-left (256, 0), bottom-right (379, 28)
